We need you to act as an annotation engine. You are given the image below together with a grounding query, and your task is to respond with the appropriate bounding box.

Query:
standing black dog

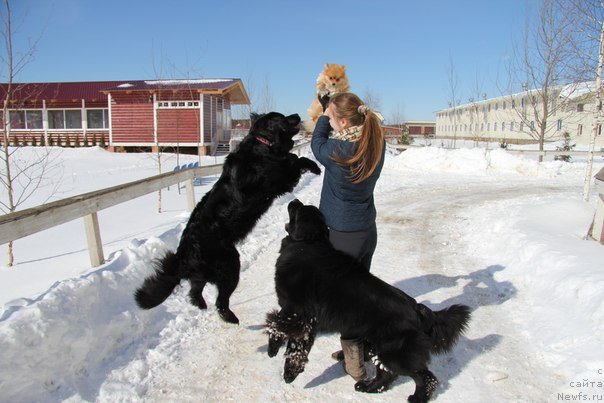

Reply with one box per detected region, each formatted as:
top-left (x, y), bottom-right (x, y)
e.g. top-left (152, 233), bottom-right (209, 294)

top-left (265, 200), bottom-right (471, 403)
top-left (135, 113), bottom-right (320, 324)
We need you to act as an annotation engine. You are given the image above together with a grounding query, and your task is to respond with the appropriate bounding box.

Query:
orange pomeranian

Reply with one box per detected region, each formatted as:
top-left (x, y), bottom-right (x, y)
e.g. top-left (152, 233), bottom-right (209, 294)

top-left (304, 63), bottom-right (350, 133)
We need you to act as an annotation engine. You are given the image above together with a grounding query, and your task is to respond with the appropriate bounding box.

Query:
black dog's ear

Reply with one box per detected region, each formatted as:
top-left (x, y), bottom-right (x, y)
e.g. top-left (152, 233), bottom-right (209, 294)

top-left (250, 112), bottom-right (264, 126)
top-left (286, 113), bottom-right (301, 127)
top-left (288, 199), bottom-right (303, 216)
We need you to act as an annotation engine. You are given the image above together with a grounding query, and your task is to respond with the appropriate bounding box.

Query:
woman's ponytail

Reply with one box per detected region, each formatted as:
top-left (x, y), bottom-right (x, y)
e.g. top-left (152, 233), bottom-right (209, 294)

top-left (330, 93), bottom-right (384, 184)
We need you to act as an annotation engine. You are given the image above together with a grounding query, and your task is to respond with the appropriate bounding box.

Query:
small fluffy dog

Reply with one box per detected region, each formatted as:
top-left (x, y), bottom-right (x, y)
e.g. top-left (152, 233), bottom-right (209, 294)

top-left (135, 113), bottom-right (321, 324)
top-left (304, 63), bottom-right (350, 133)
top-left (265, 200), bottom-right (471, 402)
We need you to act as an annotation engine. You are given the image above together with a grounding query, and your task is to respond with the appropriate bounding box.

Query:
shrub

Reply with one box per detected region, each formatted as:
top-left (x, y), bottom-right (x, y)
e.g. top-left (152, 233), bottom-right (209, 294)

top-left (554, 132), bottom-right (576, 162)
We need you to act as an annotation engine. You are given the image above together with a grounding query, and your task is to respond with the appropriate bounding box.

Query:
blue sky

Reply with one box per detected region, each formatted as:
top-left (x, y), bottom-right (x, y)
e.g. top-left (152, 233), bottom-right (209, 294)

top-left (7, 0), bottom-right (534, 122)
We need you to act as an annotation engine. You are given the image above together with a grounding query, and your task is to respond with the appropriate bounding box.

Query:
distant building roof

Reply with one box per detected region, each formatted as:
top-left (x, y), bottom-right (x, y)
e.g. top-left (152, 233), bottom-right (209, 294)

top-left (0, 78), bottom-right (250, 104)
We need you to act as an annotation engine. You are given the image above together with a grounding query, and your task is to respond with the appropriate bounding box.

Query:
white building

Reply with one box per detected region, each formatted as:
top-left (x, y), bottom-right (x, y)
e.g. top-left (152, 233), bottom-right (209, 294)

top-left (435, 82), bottom-right (604, 148)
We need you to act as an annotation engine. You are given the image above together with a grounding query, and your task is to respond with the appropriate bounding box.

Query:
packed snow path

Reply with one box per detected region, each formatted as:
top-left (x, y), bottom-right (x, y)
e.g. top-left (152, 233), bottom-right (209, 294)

top-left (3, 147), bottom-right (602, 402)
top-left (101, 159), bottom-right (587, 402)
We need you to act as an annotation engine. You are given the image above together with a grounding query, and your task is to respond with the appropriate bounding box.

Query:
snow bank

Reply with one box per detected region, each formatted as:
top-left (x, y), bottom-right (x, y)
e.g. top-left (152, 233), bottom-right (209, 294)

top-left (0, 228), bottom-right (182, 401)
top-left (387, 146), bottom-right (591, 178)
top-left (461, 195), bottom-right (604, 397)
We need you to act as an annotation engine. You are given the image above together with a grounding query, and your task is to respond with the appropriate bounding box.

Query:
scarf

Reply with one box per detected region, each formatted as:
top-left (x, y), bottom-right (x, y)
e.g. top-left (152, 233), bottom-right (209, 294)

top-left (331, 125), bottom-right (363, 142)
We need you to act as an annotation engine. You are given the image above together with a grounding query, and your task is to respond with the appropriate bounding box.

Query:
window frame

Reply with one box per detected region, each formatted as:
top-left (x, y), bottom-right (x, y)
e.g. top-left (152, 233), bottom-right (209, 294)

top-left (47, 108), bottom-right (83, 130)
top-left (7, 109), bottom-right (43, 130)
top-left (86, 108), bottom-right (109, 130)
top-left (157, 100), bottom-right (200, 109)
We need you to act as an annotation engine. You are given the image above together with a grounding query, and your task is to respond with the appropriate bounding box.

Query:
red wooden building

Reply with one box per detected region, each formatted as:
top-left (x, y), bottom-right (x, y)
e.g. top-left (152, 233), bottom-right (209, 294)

top-left (0, 78), bottom-right (249, 155)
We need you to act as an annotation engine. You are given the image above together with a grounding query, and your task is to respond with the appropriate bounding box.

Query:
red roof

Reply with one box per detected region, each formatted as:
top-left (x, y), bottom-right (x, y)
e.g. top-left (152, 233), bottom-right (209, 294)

top-left (0, 79), bottom-right (247, 102)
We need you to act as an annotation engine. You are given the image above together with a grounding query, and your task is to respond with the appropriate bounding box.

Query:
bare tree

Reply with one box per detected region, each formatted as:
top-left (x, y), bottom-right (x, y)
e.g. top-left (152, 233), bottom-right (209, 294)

top-left (362, 87), bottom-right (382, 111)
top-left (469, 73), bottom-right (486, 147)
top-left (148, 46), bottom-right (205, 211)
top-left (387, 103), bottom-right (409, 144)
top-left (561, 0), bottom-right (604, 200)
top-left (505, 0), bottom-right (577, 162)
top-left (259, 74), bottom-right (274, 113)
top-left (446, 58), bottom-right (461, 148)
top-left (232, 70), bottom-right (257, 121)
top-left (1, 0), bottom-right (60, 266)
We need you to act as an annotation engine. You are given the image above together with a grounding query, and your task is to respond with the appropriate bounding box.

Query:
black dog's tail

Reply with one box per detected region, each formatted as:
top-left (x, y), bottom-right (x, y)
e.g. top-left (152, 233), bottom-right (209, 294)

top-left (421, 304), bottom-right (471, 354)
top-left (135, 252), bottom-right (182, 309)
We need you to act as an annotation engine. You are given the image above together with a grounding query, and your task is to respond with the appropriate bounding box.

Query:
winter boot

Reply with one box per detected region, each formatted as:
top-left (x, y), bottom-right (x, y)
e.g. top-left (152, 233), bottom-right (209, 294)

top-left (331, 349), bottom-right (344, 361)
top-left (340, 338), bottom-right (367, 381)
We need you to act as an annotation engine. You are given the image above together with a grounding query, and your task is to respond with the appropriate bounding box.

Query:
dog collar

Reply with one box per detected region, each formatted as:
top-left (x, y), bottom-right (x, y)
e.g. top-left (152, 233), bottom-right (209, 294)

top-left (255, 136), bottom-right (273, 147)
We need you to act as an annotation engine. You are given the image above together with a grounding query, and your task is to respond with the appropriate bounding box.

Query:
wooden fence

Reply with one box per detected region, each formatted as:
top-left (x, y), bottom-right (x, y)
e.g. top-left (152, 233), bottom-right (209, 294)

top-left (1, 141), bottom-right (600, 268)
top-left (0, 141), bottom-right (311, 267)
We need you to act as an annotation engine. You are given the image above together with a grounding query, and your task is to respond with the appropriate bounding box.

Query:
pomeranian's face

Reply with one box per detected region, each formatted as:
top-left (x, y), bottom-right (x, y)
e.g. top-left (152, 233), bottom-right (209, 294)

top-left (318, 63), bottom-right (349, 91)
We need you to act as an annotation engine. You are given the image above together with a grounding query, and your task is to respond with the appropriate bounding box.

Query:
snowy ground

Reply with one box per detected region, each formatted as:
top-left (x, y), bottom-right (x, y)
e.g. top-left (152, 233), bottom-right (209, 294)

top-left (1, 144), bottom-right (603, 402)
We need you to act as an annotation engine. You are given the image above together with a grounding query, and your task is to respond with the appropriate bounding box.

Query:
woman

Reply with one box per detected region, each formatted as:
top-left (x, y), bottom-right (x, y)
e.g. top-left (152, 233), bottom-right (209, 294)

top-left (310, 92), bottom-right (385, 381)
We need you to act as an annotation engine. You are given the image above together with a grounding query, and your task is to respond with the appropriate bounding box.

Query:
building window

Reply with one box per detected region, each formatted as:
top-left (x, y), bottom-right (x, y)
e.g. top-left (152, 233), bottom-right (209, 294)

top-left (530, 121), bottom-right (535, 129)
top-left (223, 108), bottom-right (232, 131)
top-left (157, 100), bottom-right (200, 109)
top-left (487, 122), bottom-right (490, 131)
top-left (502, 122), bottom-right (506, 131)
top-left (577, 103), bottom-right (584, 112)
top-left (578, 124), bottom-right (583, 135)
top-left (48, 109), bottom-right (82, 129)
top-left (503, 102), bottom-right (506, 110)
top-left (510, 121), bottom-right (515, 131)
top-left (8, 110), bottom-right (43, 130)
top-left (520, 121), bottom-right (524, 131)
top-left (87, 109), bottom-right (109, 129)
top-left (494, 122), bottom-right (498, 131)
top-left (557, 119), bottom-right (562, 131)
top-left (481, 123), bottom-right (484, 131)
top-left (512, 99), bottom-right (516, 109)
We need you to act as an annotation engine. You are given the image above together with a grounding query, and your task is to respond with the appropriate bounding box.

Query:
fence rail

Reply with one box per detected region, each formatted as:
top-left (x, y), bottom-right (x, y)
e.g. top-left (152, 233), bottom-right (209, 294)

top-left (389, 143), bottom-right (604, 157)
top-left (0, 141), bottom-right (311, 267)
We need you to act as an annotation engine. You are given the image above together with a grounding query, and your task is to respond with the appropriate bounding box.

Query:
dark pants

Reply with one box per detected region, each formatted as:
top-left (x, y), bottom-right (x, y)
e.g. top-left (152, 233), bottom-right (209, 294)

top-left (329, 223), bottom-right (377, 340)
top-left (328, 222), bottom-right (377, 272)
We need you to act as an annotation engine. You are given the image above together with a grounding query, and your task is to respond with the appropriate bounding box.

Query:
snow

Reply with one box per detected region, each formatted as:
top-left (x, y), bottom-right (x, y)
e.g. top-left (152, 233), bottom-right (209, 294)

top-left (1, 144), bottom-right (603, 402)
top-left (144, 79), bottom-right (232, 86)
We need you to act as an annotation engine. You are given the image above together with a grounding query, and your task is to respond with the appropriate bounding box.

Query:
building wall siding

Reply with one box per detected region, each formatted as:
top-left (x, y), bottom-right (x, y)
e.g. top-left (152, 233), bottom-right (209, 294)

top-left (157, 108), bottom-right (200, 143)
top-left (110, 93), bottom-right (154, 143)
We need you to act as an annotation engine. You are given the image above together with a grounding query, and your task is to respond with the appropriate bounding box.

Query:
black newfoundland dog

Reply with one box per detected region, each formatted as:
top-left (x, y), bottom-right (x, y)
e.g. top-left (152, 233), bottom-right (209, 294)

top-left (135, 113), bottom-right (320, 324)
top-left (265, 200), bottom-right (471, 403)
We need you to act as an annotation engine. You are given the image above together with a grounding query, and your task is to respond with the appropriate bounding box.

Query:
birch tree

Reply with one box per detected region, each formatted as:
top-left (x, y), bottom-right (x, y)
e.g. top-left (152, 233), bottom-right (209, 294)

top-left (561, 0), bottom-right (604, 200)
top-left (1, 0), bottom-right (60, 266)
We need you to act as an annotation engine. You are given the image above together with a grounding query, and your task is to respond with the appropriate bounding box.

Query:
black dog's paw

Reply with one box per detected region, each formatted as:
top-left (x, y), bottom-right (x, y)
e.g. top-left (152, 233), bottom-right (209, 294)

top-left (407, 394), bottom-right (429, 403)
top-left (267, 337), bottom-right (285, 357)
top-left (218, 308), bottom-right (240, 325)
top-left (354, 378), bottom-right (389, 394)
top-left (283, 363), bottom-right (302, 383)
top-left (189, 293), bottom-right (207, 310)
top-left (299, 157), bottom-right (321, 175)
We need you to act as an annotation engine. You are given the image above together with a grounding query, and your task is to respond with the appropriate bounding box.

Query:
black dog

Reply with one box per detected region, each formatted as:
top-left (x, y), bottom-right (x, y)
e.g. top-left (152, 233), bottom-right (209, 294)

top-left (135, 113), bottom-right (320, 324)
top-left (265, 200), bottom-right (471, 402)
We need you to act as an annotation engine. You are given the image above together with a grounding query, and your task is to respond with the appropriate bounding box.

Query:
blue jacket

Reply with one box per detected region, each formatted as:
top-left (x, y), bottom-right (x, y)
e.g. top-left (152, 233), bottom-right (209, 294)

top-left (310, 115), bottom-right (385, 232)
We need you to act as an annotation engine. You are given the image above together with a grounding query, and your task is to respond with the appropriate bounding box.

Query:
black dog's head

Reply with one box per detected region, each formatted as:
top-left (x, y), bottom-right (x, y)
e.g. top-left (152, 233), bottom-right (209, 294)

top-left (250, 112), bottom-right (301, 153)
top-left (285, 199), bottom-right (329, 243)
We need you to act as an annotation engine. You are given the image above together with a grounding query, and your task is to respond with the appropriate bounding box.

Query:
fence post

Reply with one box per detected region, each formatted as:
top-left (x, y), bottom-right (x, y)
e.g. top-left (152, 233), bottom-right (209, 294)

top-left (186, 179), bottom-right (196, 212)
top-left (590, 168), bottom-right (604, 244)
top-left (83, 212), bottom-right (105, 267)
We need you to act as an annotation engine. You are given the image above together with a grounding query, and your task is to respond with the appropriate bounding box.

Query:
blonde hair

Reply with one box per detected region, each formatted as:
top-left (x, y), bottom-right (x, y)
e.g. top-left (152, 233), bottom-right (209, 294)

top-left (329, 93), bottom-right (384, 184)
